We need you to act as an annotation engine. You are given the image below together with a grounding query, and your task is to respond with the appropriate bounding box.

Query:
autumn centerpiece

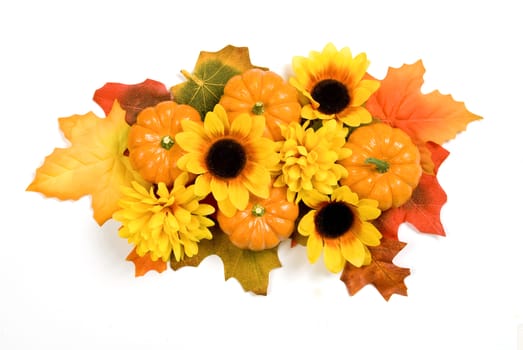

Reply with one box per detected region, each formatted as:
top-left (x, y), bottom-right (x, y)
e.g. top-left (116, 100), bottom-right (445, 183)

top-left (27, 44), bottom-right (481, 299)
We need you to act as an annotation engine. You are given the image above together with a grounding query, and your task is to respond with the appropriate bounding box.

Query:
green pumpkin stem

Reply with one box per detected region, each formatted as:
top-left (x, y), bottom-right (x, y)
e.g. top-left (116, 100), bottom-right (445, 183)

top-left (251, 101), bottom-right (265, 115)
top-left (251, 203), bottom-right (266, 217)
top-left (365, 157), bottom-right (390, 173)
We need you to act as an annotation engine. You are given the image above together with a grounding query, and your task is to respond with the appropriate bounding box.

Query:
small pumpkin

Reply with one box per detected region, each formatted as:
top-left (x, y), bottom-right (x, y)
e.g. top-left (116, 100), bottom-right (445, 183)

top-left (339, 123), bottom-right (422, 210)
top-left (219, 68), bottom-right (301, 140)
top-left (217, 185), bottom-right (299, 251)
top-left (128, 101), bottom-right (201, 185)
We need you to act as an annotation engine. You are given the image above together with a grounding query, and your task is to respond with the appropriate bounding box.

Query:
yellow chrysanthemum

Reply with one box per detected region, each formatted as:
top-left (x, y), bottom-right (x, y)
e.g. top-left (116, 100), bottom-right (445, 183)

top-left (290, 43), bottom-right (380, 127)
top-left (297, 186), bottom-right (382, 273)
top-left (175, 104), bottom-right (279, 217)
top-left (113, 172), bottom-right (215, 262)
top-left (274, 119), bottom-right (352, 204)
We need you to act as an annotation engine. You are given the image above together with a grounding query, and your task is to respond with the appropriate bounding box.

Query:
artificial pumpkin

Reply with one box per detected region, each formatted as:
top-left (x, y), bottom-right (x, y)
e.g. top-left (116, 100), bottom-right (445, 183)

top-left (217, 185), bottom-right (299, 251)
top-left (219, 68), bottom-right (301, 141)
top-left (339, 123), bottom-right (422, 210)
top-left (128, 101), bottom-right (201, 185)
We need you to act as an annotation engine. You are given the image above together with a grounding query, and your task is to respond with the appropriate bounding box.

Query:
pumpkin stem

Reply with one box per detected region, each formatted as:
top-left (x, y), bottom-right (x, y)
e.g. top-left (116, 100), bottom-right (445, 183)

top-left (251, 203), bottom-right (266, 217)
top-left (365, 157), bottom-right (389, 173)
top-left (160, 135), bottom-right (175, 150)
top-left (181, 69), bottom-right (204, 87)
top-left (251, 101), bottom-right (265, 115)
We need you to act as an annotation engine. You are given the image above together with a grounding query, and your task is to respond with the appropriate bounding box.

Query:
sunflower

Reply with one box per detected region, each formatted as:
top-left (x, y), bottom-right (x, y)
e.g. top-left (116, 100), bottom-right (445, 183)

top-left (175, 104), bottom-right (279, 217)
top-left (297, 186), bottom-right (382, 273)
top-left (274, 119), bottom-right (351, 204)
top-left (290, 43), bottom-right (380, 127)
top-left (113, 172), bottom-right (215, 262)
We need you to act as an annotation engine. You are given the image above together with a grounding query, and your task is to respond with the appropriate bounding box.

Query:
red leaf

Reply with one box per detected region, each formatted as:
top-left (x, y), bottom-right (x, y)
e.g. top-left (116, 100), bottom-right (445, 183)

top-left (425, 141), bottom-right (450, 175)
top-left (403, 173), bottom-right (447, 236)
top-left (375, 172), bottom-right (447, 239)
top-left (373, 209), bottom-right (403, 241)
top-left (93, 79), bottom-right (171, 125)
top-left (373, 142), bottom-right (449, 239)
top-left (366, 60), bottom-right (482, 145)
top-left (341, 239), bottom-right (410, 300)
top-left (126, 248), bottom-right (167, 277)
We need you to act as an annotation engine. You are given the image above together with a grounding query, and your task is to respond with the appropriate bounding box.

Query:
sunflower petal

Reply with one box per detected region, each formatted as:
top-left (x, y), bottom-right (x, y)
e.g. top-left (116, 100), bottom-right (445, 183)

top-left (340, 235), bottom-right (365, 267)
top-left (194, 173), bottom-right (211, 196)
top-left (356, 222), bottom-right (382, 246)
top-left (298, 210), bottom-right (316, 236)
top-left (229, 180), bottom-right (249, 211)
top-left (323, 241), bottom-right (345, 273)
top-left (307, 232), bottom-right (323, 263)
top-left (230, 113), bottom-right (252, 138)
top-left (204, 109), bottom-right (225, 136)
top-left (210, 177), bottom-right (229, 201)
top-left (175, 131), bottom-right (205, 153)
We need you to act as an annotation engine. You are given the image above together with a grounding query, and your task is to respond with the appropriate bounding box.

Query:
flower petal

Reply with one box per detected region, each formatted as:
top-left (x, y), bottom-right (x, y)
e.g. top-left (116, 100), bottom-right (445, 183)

top-left (230, 113), bottom-right (252, 139)
top-left (323, 241), bottom-right (345, 273)
top-left (228, 180), bottom-right (249, 211)
top-left (204, 109), bottom-right (225, 137)
top-left (210, 177), bottom-right (228, 201)
top-left (340, 234), bottom-right (366, 267)
top-left (175, 131), bottom-right (205, 153)
top-left (298, 210), bottom-right (316, 236)
top-left (355, 222), bottom-right (382, 246)
top-left (194, 173), bottom-right (211, 196)
top-left (307, 232), bottom-right (323, 263)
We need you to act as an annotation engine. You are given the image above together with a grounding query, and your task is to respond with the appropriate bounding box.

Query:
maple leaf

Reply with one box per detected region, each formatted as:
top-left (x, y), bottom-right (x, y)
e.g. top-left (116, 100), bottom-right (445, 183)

top-left (27, 102), bottom-right (146, 225)
top-left (171, 228), bottom-right (281, 295)
top-left (171, 45), bottom-right (264, 119)
top-left (341, 238), bottom-right (410, 301)
top-left (373, 142), bottom-right (449, 240)
top-left (366, 60), bottom-right (482, 145)
top-left (374, 173), bottom-right (447, 239)
top-left (93, 79), bottom-right (171, 125)
top-left (126, 248), bottom-right (167, 277)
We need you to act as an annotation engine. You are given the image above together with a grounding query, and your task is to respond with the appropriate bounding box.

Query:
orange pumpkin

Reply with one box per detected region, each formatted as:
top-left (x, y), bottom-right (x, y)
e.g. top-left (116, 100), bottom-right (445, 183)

top-left (217, 186), bottom-right (299, 251)
top-left (340, 123), bottom-right (422, 210)
top-left (219, 68), bottom-right (301, 140)
top-left (128, 101), bottom-right (201, 185)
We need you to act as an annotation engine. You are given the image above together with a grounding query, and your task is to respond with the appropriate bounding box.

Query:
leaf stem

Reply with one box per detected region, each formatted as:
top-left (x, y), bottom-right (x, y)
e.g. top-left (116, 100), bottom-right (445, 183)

top-left (181, 69), bottom-right (204, 87)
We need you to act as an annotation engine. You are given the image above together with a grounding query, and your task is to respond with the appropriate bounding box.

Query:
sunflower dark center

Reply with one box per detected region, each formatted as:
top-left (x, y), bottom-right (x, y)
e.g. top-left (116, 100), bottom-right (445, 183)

top-left (205, 138), bottom-right (246, 179)
top-left (311, 79), bottom-right (350, 115)
top-left (314, 202), bottom-right (354, 239)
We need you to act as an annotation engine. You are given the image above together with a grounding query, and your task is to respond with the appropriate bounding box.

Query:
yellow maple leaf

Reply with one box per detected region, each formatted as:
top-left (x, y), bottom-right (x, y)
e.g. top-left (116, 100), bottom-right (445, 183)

top-left (27, 101), bottom-right (146, 225)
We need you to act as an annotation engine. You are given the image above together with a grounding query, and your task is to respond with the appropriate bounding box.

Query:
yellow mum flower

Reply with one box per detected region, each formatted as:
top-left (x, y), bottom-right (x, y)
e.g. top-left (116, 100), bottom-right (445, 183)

top-left (113, 172), bottom-right (215, 262)
top-left (274, 119), bottom-right (351, 204)
top-left (290, 43), bottom-right (380, 127)
top-left (175, 104), bottom-right (279, 217)
top-left (298, 186), bottom-right (382, 273)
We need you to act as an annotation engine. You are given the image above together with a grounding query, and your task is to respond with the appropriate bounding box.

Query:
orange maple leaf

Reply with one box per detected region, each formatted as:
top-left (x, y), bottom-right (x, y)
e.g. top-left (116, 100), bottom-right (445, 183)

top-left (27, 102), bottom-right (146, 225)
top-left (341, 238), bottom-right (410, 301)
top-left (373, 142), bottom-right (449, 240)
top-left (366, 60), bottom-right (482, 145)
top-left (126, 248), bottom-right (167, 277)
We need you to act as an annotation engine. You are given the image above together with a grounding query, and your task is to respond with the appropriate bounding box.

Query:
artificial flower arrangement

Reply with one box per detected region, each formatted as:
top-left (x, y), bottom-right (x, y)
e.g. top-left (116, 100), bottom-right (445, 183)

top-left (27, 43), bottom-right (481, 300)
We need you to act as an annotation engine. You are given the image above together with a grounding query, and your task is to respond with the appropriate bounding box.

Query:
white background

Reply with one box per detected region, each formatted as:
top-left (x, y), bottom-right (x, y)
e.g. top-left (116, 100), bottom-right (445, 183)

top-left (1, 0), bottom-right (522, 349)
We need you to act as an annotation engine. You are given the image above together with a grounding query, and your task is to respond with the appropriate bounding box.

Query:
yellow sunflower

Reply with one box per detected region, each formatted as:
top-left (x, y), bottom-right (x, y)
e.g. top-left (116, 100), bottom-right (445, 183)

top-left (274, 119), bottom-right (351, 204)
top-left (175, 104), bottom-right (279, 217)
top-left (113, 172), bottom-right (215, 262)
top-left (297, 186), bottom-right (382, 273)
top-left (290, 42), bottom-right (380, 127)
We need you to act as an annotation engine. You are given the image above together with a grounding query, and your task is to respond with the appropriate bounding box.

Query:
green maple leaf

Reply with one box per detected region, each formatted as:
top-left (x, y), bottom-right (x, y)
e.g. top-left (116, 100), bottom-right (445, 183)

top-left (171, 227), bottom-right (281, 295)
top-left (171, 45), bottom-right (264, 119)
